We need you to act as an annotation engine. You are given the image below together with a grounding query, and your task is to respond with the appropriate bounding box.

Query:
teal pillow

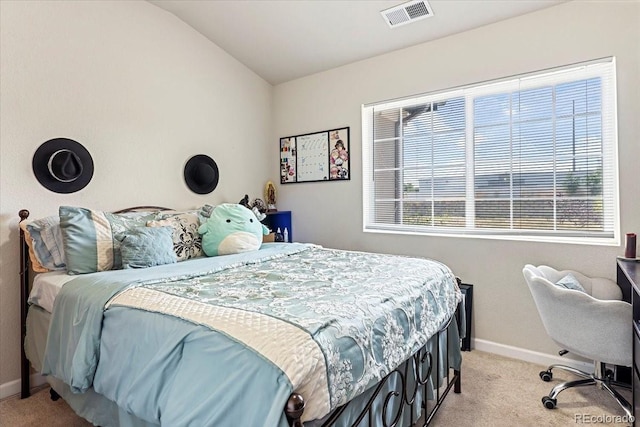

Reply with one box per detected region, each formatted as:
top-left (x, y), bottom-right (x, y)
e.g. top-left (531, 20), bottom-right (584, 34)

top-left (116, 227), bottom-right (177, 269)
top-left (198, 203), bottom-right (269, 256)
top-left (59, 206), bottom-right (158, 274)
top-left (556, 273), bottom-right (586, 293)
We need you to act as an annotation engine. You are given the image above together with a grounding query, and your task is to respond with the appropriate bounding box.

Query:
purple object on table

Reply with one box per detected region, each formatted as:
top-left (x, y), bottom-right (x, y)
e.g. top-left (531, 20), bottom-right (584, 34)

top-left (625, 233), bottom-right (637, 259)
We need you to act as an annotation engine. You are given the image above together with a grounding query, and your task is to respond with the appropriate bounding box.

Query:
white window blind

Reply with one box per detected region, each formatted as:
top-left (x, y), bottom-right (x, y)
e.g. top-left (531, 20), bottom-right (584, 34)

top-left (362, 58), bottom-right (619, 244)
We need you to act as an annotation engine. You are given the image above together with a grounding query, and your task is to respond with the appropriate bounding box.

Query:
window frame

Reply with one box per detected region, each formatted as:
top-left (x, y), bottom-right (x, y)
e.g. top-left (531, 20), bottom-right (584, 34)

top-left (361, 58), bottom-right (619, 246)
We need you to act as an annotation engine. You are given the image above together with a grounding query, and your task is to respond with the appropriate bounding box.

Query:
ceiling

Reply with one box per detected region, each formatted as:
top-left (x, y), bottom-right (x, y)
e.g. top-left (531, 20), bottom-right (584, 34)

top-left (149, 0), bottom-right (567, 85)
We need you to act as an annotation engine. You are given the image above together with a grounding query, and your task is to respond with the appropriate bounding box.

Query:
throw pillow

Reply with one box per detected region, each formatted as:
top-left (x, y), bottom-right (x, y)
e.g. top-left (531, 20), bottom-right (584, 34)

top-left (116, 227), bottom-right (177, 269)
top-left (147, 213), bottom-right (203, 262)
top-left (19, 222), bottom-right (50, 273)
top-left (59, 206), bottom-right (158, 274)
top-left (21, 216), bottom-right (66, 271)
top-left (555, 273), bottom-right (586, 293)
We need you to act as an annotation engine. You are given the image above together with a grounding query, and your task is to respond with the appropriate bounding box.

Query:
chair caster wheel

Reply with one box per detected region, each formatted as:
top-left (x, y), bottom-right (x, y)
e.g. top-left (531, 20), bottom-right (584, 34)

top-left (542, 396), bottom-right (557, 409)
top-left (539, 370), bottom-right (552, 382)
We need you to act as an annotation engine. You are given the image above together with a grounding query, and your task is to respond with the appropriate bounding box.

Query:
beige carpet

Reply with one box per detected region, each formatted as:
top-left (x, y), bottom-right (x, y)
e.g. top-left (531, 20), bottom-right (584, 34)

top-left (0, 350), bottom-right (633, 426)
top-left (431, 350), bottom-right (632, 427)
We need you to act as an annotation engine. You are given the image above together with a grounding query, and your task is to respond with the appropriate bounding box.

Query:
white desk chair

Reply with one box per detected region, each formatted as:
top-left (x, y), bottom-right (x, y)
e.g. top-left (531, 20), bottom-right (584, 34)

top-left (522, 264), bottom-right (632, 418)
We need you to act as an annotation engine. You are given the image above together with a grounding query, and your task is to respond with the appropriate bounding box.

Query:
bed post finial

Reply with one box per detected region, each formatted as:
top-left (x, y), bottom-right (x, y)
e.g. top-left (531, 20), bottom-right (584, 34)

top-left (19, 209), bottom-right (30, 221)
top-left (285, 393), bottom-right (305, 427)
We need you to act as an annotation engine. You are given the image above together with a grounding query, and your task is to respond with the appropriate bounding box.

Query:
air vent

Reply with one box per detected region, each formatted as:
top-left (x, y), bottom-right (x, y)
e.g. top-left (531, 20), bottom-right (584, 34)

top-left (381, 0), bottom-right (434, 28)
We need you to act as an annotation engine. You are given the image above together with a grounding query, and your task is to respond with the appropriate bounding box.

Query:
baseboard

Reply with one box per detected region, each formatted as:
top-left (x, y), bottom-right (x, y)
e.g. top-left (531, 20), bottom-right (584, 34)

top-left (0, 373), bottom-right (47, 400)
top-left (472, 338), bottom-right (593, 372)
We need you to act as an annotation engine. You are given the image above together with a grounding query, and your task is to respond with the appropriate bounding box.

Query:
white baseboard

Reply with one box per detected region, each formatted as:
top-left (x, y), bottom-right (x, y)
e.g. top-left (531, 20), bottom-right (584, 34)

top-left (0, 373), bottom-right (47, 400)
top-left (472, 338), bottom-right (594, 372)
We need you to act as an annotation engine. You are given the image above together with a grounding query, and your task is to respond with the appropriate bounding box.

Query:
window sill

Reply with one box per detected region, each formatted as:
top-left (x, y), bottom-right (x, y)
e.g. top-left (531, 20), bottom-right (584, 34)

top-left (363, 226), bottom-right (620, 247)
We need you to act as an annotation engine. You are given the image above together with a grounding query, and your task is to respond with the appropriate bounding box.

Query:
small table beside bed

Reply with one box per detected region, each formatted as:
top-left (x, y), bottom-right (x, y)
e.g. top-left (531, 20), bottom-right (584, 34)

top-left (18, 206), bottom-right (465, 427)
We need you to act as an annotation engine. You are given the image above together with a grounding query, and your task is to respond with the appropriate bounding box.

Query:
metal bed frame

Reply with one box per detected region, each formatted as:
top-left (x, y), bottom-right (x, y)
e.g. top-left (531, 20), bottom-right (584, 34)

top-left (286, 318), bottom-right (461, 427)
top-left (18, 208), bottom-right (462, 427)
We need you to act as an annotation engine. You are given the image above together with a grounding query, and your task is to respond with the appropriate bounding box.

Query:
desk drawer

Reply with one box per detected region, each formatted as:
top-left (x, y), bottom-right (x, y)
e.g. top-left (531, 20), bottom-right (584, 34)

top-left (635, 328), bottom-right (640, 374)
top-left (634, 367), bottom-right (640, 426)
top-left (635, 330), bottom-right (640, 426)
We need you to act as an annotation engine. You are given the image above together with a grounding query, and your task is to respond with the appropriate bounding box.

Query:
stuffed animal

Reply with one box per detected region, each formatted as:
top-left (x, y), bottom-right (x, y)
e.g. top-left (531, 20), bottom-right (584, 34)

top-left (237, 194), bottom-right (267, 221)
top-left (198, 203), bottom-right (269, 256)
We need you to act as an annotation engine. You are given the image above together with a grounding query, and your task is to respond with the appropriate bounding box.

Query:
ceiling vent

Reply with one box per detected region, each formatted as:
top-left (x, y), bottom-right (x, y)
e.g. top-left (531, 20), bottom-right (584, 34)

top-left (381, 0), bottom-right (434, 28)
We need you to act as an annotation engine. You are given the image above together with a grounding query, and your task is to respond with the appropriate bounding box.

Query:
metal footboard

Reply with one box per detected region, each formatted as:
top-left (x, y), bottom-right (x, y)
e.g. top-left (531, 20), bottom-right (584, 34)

top-left (286, 307), bottom-right (462, 427)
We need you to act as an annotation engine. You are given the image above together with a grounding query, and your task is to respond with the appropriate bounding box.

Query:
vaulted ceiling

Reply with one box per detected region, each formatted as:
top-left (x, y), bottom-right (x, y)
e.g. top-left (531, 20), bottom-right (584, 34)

top-left (149, 0), bottom-right (567, 85)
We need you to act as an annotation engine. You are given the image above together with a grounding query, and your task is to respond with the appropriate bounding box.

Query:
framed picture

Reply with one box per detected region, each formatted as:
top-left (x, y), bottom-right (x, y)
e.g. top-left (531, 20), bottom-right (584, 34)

top-left (280, 127), bottom-right (350, 184)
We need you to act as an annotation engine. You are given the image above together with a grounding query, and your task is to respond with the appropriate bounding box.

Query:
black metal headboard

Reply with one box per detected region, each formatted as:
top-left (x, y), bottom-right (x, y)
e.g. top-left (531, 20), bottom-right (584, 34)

top-left (18, 209), bottom-right (30, 399)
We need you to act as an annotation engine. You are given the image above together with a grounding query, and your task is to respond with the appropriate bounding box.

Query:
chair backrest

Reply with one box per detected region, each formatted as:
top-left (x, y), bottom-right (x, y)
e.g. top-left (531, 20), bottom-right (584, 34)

top-left (522, 264), bottom-right (632, 367)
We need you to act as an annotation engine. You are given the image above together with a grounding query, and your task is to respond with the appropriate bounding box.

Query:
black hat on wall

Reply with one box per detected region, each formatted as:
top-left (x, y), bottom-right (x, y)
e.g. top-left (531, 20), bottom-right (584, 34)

top-left (184, 154), bottom-right (219, 194)
top-left (32, 138), bottom-right (94, 194)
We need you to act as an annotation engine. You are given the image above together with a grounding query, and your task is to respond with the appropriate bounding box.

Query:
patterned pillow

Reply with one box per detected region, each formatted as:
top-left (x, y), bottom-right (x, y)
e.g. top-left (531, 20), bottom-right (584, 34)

top-left (20, 216), bottom-right (66, 271)
top-left (19, 222), bottom-right (51, 273)
top-left (116, 227), bottom-right (177, 269)
top-left (147, 212), bottom-right (203, 262)
top-left (555, 273), bottom-right (586, 293)
top-left (59, 206), bottom-right (159, 274)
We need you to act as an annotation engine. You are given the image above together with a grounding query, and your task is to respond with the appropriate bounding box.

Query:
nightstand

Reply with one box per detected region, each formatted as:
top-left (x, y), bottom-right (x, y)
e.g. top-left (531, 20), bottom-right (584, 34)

top-left (262, 211), bottom-right (292, 242)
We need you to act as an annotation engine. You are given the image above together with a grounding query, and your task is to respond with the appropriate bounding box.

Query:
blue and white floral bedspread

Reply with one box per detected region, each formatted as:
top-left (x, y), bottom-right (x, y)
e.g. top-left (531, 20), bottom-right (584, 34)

top-left (108, 244), bottom-right (461, 420)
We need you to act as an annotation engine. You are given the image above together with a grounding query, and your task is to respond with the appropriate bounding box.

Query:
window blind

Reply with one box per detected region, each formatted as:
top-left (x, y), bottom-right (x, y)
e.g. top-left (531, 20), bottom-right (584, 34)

top-left (362, 58), bottom-right (619, 244)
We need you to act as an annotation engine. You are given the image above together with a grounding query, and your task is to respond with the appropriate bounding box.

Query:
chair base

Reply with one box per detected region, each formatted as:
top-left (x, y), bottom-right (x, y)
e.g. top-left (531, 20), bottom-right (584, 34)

top-left (539, 363), bottom-right (632, 420)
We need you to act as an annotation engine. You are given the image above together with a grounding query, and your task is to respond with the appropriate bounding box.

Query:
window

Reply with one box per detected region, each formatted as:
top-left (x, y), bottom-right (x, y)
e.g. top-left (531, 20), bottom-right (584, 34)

top-left (362, 58), bottom-right (619, 244)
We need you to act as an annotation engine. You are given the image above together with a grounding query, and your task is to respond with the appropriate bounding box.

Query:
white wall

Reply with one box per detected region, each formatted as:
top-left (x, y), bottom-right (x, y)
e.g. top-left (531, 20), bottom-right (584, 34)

top-left (273, 1), bottom-right (640, 357)
top-left (0, 0), bottom-right (272, 386)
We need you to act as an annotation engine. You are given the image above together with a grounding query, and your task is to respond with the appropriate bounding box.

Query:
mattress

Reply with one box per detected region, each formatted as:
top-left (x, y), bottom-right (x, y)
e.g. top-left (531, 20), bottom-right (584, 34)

top-left (28, 271), bottom-right (74, 313)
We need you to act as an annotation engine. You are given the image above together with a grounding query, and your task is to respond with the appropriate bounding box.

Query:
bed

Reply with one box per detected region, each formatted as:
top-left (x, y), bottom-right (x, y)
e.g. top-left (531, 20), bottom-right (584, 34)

top-left (18, 206), bottom-right (464, 427)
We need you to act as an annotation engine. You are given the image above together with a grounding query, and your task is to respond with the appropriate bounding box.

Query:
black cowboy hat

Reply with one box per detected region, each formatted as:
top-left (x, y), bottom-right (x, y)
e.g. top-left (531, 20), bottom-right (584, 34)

top-left (32, 138), bottom-right (94, 194)
top-left (184, 154), bottom-right (219, 194)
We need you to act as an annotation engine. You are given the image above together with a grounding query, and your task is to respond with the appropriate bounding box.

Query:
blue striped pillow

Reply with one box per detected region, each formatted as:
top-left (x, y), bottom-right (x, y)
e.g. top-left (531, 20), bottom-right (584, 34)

top-left (23, 215), bottom-right (66, 271)
top-left (59, 206), bottom-right (158, 274)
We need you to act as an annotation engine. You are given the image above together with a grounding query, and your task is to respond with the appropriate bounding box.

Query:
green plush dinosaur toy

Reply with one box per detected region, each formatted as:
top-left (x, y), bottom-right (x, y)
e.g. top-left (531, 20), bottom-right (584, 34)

top-left (198, 203), bottom-right (269, 256)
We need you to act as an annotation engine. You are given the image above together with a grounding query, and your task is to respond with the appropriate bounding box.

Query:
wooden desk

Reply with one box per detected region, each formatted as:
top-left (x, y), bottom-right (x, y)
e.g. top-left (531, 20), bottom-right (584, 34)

top-left (617, 259), bottom-right (640, 425)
